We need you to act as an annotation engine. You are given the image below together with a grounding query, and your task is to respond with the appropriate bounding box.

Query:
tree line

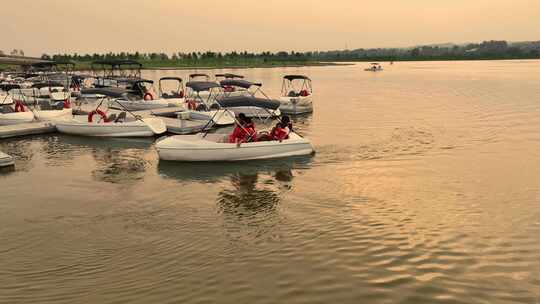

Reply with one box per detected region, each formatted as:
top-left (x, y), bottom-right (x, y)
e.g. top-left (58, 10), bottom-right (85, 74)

top-left (4, 40), bottom-right (540, 64)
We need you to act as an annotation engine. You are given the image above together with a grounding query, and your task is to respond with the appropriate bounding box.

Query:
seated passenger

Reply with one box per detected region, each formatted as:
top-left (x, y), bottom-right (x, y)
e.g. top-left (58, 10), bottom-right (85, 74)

top-left (243, 117), bottom-right (257, 142)
top-left (228, 113), bottom-right (247, 144)
top-left (257, 116), bottom-right (293, 142)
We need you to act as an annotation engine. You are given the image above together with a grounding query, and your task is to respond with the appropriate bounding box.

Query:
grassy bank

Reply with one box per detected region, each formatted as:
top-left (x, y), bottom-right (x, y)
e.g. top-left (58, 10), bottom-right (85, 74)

top-left (70, 59), bottom-right (344, 71)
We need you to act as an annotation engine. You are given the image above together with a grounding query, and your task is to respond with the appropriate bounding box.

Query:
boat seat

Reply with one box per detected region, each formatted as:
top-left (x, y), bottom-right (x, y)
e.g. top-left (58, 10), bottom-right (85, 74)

top-left (115, 112), bottom-right (127, 123)
top-left (0, 105), bottom-right (15, 114)
top-left (107, 113), bottom-right (117, 122)
top-left (288, 91), bottom-right (299, 97)
top-left (53, 102), bottom-right (64, 110)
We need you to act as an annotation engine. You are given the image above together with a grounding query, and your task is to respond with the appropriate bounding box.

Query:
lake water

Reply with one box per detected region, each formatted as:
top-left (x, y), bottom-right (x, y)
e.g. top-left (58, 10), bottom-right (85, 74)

top-left (2, 61), bottom-right (540, 303)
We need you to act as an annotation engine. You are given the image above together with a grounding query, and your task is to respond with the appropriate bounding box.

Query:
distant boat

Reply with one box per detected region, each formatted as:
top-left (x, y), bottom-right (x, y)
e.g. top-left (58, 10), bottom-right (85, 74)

top-left (365, 63), bottom-right (383, 72)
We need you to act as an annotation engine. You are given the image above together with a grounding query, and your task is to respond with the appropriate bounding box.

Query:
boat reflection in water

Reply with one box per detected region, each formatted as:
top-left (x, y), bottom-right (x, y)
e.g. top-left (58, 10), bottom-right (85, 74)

top-left (0, 137), bottom-right (36, 172)
top-left (57, 135), bottom-right (155, 184)
top-left (158, 156), bottom-right (312, 241)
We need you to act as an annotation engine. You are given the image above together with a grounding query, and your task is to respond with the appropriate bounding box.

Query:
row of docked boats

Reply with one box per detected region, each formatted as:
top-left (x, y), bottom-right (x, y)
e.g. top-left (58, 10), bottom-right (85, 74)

top-left (0, 61), bottom-right (315, 161)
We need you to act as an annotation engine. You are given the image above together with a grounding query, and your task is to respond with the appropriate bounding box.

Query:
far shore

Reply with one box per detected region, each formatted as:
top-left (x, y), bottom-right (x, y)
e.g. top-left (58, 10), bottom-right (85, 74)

top-left (2, 57), bottom-right (540, 72)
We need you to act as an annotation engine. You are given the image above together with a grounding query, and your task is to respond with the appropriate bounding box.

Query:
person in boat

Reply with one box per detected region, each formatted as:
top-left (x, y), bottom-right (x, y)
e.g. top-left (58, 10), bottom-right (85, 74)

top-left (142, 86), bottom-right (156, 100)
top-left (243, 117), bottom-right (257, 142)
top-left (258, 116), bottom-right (293, 142)
top-left (271, 115), bottom-right (292, 141)
top-left (229, 113), bottom-right (246, 144)
top-left (229, 113), bottom-right (257, 145)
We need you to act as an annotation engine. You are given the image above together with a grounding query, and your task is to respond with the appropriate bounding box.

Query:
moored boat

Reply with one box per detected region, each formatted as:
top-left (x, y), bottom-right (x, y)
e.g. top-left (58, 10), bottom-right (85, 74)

top-left (56, 91), bottom-right (166, 137)
top-left (55, 115), bottom-right (166, 137)
top-left (278, 75), bottom-right (313, 115)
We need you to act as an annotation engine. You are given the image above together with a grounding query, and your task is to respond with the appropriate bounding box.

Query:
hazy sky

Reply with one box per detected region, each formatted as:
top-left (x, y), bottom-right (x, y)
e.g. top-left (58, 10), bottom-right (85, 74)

top-left (2, 0), bottom-right (540, 56)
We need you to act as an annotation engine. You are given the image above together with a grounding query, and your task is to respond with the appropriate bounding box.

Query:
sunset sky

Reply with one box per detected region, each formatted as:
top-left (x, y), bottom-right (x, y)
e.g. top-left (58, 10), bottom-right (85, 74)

top-left (2, 0), bottom-right (540, 56)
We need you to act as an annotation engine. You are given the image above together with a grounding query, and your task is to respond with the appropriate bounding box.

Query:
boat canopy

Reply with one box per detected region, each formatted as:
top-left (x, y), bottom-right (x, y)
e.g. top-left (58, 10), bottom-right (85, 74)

top-left (21, 73), bottom-right (40, 79)
top-left (160, 77), bottom-right (183, 82)
top-left (216, 96), bottom-right (281, 110)
top-left (215, 73), bottom-right (244, 79)
top-left (0, 84), bottom-right (21, 91)
top-left (30, 62), bottom-right (57, 68)
top-left (32, 82), bottom-right (65, 89)
top-left (131, 79), bottom-right (154, 85)
top-left (92, 60), bottom-right (143, 68)
top-left (81, 87), bottom-right (129, 98)
top-left (219, 79), bottom-right (261, 89)
top-left (283, 75), bottom-right (311, 81)
top-left (186, 81), bottom-right (221, 92)
top-left (189, 73), bottom-right (210, 78)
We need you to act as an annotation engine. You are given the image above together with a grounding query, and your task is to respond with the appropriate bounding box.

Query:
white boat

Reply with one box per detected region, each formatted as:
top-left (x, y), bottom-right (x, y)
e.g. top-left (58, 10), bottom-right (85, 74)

top-left (33, 108), bottom-right (73, 121)
top-left (159, 109), bottom-right (234, 134)
top-left (159, 76), bottom-right (185, 99)
top-left (56, 114), bottom-right (166, 137)
top-left (157, 132), bottom-right (313, 162)
top-left (365, 63), bottom-right (383, 72)
top-left (0, 100), bottom-right (72, 125)
top-left (279, 75), bottom-right (313, 115)
top-left (180, 109), bottom-right (235, 126)
top-left (56, 90), bottom-right (167, 137)
top-left (0, 110), bottom-right (34, 125)
top-left (156, 132), bottom-right (314, 162)
top-left (111, 79), bottom-right (184, 111)
top-left (114, 97), bottom-right (184, 111)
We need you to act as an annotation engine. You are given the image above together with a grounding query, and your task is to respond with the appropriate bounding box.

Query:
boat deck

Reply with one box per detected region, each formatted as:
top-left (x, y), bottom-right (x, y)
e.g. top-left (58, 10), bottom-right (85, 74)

top-left (132, 107), bottom-right (186, 118)
top-left (0, 122), bottom-right (57, 139)
top-left (0, 151), bottom-right (14, 168)
top-left (159, 117), bottom-right (211, 135)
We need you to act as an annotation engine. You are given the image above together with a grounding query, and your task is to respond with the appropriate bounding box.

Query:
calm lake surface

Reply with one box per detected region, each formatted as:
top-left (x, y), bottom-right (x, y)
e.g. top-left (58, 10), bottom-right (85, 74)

top-left (2, 60), bottom-right (540, 303)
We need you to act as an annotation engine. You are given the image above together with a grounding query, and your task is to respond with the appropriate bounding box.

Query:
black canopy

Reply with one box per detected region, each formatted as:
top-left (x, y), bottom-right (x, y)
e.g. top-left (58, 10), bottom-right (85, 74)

top-left (189, 73), bottom-right (210, 78)
top-left (32, 82), bottom-right (65, 89)
top-left (283, 75), bottom-right (311, 81)
top-left (215, 73), bottom-right (244, 79)
top-left (216, 96), bottom-right (280, 110)
top-left (186, 81), bottom-right (221, 92)
top-left (131, 79), bottom-right (154, 85)
top-left (92, 60), bottom-right (142, 67)
top-left (0, 84), bottom-right (21, 91)
top-left (31, 62), bottom-right (57, 68)
top-left (159, 77), bottom-right (183, 82)
top-left (81, 87), bottom-right (129, 98)
top-left (219, 79), bottom-right (261, 89)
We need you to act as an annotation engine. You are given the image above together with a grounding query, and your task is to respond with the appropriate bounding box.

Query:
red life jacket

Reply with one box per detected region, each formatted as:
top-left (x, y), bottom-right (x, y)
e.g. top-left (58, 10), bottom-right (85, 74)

top-left (271, 125), bottom-right (289, 140)
top-left (228, 123), bottom-right (257, 143)
top-left (244, 123), bottom-right (257, 142)
top-left (229, 125), bottom-right (246, 143)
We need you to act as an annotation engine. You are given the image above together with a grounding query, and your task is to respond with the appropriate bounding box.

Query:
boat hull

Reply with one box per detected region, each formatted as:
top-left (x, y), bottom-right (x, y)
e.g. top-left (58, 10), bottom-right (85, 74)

top-left (279, 96), bottom-right (313, 115)
top-left (34, 108), bottom-right (73, 121)
top-left (156, 133), bottom-right (314, 162)
top-left (112, 98), bottom-right (185, 111)
top-left (56, 117), bottom-right (162, 137)
top-left (226, 107), bottom-right (281, 118)
top-left (186, 109), bottom-right (235, 126)
top-left (0, 112), bottom-right (35, 125)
